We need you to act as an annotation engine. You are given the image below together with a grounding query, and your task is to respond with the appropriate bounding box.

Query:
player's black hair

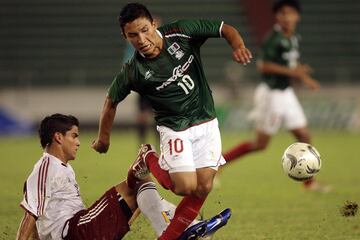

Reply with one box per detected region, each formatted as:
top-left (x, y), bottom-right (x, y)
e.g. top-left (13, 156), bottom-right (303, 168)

top-left (38, 113), bottom-right (79, 149)
top-left (273, 0), bottom-right (301, 13)
top-left (118, 3), bottom-right (154, 35)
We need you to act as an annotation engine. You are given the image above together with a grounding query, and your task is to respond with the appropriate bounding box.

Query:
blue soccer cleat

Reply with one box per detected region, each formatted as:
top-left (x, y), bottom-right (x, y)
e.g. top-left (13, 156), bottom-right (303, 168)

top-left (202, 208), bottom-right (231, 237)
top-left (179, 208), bottom-right (231, 240)
top-left (178, 221), bottom-right (207, 240)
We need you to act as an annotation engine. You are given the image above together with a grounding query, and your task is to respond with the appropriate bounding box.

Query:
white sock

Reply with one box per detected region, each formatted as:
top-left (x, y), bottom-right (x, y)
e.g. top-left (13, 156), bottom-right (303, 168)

top-left (137, 182), bottom-right (200, 237)
top-left (137, 182), bottom-right (176, 237)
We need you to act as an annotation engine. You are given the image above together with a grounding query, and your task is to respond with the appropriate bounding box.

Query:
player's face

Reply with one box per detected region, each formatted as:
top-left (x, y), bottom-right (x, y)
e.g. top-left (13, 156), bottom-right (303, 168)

top-left (62, 126), bottom-right (80, 161)
top-left (123, 17), bottom-right (162, 58)
top-left (275, 6), bottom-right (300, 34)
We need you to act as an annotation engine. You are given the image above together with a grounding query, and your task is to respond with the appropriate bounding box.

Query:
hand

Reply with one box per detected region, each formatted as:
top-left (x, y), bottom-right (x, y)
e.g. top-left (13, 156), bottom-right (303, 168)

top-left (291, 64), bottom-right (313, 79)
top-left (91, 138), bottom-right (110, 153)
top-left (302, 75), bottom-right (321, 91)
top-left (232, 46), bottom-right (252, 65)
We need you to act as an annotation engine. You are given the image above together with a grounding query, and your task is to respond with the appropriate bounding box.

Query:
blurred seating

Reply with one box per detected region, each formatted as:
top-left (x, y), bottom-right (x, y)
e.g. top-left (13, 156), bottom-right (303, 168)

top-left (0, 0), bottom-right (250, 87)
top-left (299, 0), bottom-right (360, 83)
top-left (1, 0), bottom-right (358, 87)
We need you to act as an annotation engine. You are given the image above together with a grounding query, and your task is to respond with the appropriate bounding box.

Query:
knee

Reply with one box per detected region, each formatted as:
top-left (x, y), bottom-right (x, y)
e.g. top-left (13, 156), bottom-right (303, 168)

top-left (254, 141), bottom-right (268, 151)
top-left (298, 133), bottom-right (311, 143)
top-left (194, 181), bottom-right (213, 198)
top-left (173, 181), bottom-right (197, 196)
top-left (293, 128), bottom-right (311, 143)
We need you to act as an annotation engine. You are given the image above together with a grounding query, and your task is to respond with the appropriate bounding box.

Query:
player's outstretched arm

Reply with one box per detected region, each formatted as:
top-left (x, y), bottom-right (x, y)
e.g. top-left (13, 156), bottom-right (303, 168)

top-left (92, 96), bottom-right (118, 153)
top-left (16, 212), bottom-right (39, 240)
top-left (301, 74), bottom-right (321, 90)
top-left (221, 23), bottom-right (252, 65)
top-left (258, 61), bottom-right (320, 90)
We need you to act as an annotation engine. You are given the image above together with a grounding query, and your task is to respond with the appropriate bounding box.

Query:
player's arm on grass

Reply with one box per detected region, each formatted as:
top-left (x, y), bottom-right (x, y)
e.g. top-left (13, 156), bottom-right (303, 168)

top-left (16, 211), bottom-right (39, 240)
top-left (221, 23), bottom-right (252, 65)
top-left (92, 96), bottom-right (118, 153)
top-left (257, 61), bottom-right (320, 90)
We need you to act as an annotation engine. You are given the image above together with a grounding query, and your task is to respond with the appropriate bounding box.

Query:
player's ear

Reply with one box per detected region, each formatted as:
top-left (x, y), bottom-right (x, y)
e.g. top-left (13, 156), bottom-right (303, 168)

top-left (120, 27), bottom-right (127, 39)
top-left (53, 132), bottom-right (63, 145)
top-left (154, 17), bottom-right (162, 28)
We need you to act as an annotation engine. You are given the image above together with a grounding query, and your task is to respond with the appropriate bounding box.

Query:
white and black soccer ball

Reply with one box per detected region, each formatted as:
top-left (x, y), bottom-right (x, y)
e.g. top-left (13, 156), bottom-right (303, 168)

top-left (281, 142), bottom-right (322, 181)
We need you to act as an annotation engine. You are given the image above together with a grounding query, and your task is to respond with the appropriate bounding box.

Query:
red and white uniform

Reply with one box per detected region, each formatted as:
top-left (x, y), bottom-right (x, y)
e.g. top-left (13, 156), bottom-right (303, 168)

top-left (20, 153), bottom-right (85, 240)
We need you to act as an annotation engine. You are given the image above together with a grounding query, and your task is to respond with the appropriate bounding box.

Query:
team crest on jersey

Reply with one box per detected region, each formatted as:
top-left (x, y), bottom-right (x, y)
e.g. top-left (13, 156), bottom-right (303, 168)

top-left (145, 70), bottom-right (154, 80)
top-left (167, 42), bottom-right (180, 55)
top-left (175, 50), bottom-right (184, 60)
top-left (167, 42), bottom-right (184, 60)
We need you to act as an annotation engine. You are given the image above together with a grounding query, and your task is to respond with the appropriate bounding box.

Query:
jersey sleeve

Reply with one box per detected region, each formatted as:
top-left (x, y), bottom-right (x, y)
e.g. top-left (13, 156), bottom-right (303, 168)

top-left (161, 19), bottom-right (223, 46)
top-left (20, 163), bottom-right (52, 218)
top-left (107, 65), bottom-right (132, 104)
top-left (177, 19), bottom-right (223, 38)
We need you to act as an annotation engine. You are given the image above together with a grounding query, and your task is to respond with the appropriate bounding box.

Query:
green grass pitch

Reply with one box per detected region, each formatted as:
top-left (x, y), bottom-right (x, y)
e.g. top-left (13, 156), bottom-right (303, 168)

top-left (1, 130), bottom-right (359, 239)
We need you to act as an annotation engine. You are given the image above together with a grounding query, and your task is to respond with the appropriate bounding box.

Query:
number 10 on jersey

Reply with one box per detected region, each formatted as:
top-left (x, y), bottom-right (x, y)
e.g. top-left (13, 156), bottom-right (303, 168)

top-left (177, 75), bottom-right (194, 95)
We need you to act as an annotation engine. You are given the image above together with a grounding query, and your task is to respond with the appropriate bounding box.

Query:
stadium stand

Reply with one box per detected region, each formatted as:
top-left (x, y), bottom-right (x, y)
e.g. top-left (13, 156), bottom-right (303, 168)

top-left (298, 0), bottom-right (360, 84)
top-left (0, 0), bottom-right (251, 87)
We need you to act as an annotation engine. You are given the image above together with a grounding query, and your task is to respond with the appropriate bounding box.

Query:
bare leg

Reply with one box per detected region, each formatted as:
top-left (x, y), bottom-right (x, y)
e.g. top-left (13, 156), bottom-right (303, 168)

top-left (290, 127), bottom-right (311, 144)
top-left (114, 181), bottom-right (137, 212)
top-left (223, 130), bottom-right (272, 163)
top-left (169, 172), bottom-right (197, 196)
top-left (195, 167), bottom-right (217, 198)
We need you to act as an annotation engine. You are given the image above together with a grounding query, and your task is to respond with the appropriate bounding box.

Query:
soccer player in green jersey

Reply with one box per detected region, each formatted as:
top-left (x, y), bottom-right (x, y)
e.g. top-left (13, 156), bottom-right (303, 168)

top-left (92, 3), bottom-right (252, 239)
top-left (223, 0), bottom-right (330, 192)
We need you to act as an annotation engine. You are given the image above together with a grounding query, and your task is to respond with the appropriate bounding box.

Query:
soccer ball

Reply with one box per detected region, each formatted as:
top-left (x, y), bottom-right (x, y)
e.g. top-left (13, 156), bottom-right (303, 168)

top-left (281, 142), bottom-right (321, 181)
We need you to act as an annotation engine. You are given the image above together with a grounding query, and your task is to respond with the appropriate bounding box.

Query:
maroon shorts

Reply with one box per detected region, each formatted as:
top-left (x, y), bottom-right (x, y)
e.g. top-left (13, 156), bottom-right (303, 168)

top-left (63, 187), bottom-right (133, 240)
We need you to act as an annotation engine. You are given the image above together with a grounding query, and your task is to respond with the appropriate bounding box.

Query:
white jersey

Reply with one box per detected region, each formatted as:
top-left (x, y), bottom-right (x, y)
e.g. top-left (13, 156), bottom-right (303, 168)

top-left (20, 153), bottom-right (85, 240)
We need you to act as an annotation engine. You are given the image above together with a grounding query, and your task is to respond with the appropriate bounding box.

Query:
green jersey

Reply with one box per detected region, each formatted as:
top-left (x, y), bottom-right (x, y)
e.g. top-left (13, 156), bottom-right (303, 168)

top-left (108, 19), bottom-right (223, 131)
top-left (259, 24), bottom-right (300, 90)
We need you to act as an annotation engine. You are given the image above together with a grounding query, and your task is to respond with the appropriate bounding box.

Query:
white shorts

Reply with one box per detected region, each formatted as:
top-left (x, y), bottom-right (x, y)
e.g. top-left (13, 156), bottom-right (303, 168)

top-left (157, 118), bottom-right (226, 173)
top-left (248, 83), bottom-right (307, 135)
